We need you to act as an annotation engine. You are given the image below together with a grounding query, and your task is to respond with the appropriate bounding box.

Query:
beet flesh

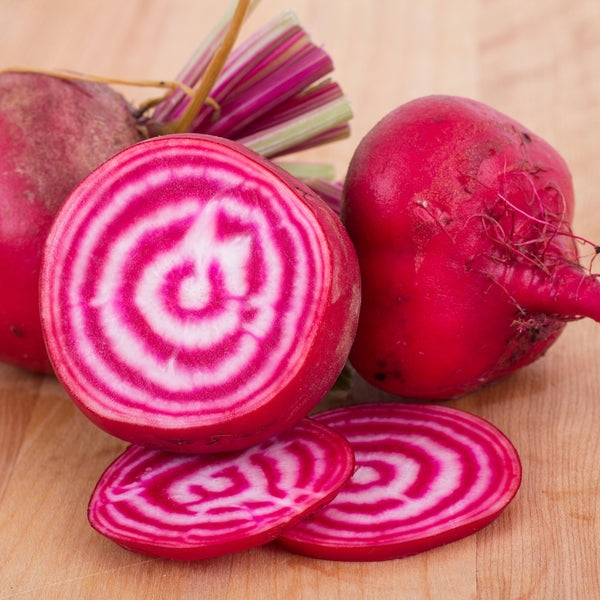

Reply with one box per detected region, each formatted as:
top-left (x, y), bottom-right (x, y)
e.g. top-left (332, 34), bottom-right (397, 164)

top-left (342, 94), bottom-right (600, 399)
top-left (277, 402), bottom-right (522, 561)
top-left (88, 418), bottom-right (355, 560)
top-left (40, 134), bottom-right (361, 453)
top-left (0, 72), bottom-right (143, 373)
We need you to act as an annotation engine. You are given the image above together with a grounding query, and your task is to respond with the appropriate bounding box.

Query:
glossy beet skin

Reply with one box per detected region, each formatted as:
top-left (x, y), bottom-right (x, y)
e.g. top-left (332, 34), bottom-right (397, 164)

top-left (41, 134), bottom-right (360, 453)
top-left (342, 95), bottom-right (600, 400)
top-left (0, 72), bottom-right (143, 373)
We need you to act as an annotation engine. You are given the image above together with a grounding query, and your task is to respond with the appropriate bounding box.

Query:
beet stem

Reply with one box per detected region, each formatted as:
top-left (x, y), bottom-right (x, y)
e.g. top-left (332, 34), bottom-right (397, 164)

top-left (162, 0), bottom-right (251, 135)
top-left (151, 0), bottom-right (261, 124)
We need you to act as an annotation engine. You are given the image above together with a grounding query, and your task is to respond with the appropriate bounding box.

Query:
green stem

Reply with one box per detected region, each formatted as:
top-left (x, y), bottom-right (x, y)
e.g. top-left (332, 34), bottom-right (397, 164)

top-left (238, 94), bottom-right (352, 158)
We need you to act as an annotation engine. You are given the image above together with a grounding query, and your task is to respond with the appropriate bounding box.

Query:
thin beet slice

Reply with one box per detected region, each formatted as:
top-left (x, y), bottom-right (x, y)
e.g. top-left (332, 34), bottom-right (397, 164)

top-left (277, 402), bottom-right (522, 561)
top-left (40, 134), bottom-right (360, 453)
top-left (88, 418), bottom-right (354, 560)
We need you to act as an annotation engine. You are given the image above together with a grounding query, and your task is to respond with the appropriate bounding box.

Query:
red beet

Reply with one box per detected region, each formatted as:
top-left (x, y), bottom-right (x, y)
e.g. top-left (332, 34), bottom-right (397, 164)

top-left (88, 418), bottom-right (355, 560)
top-left (342, 95), bottom-right (600, 399)
top-left (277, 403), bottom-right (521, 561)
top-left (40, 134), bottom-right (360, 453)
top-left (0, 73), bottom-right (143, 372)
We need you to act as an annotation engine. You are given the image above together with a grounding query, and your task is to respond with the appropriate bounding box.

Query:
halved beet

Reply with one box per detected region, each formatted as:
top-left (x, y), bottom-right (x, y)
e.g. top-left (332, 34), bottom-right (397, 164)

top-left (88, 418), bottom-right (354, 560)
top-left (277, 402), bottom-right (522, 561)
top-left (40, 134), bottom-right (360, 453)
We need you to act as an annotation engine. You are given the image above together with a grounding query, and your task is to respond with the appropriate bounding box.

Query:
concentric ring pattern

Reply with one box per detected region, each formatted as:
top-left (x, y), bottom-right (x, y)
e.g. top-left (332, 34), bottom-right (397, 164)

top-left (278, 403), bottom-right (522, 560)
top-left (42, 138), bottom-right (328, 427)
top-left (88, 418), bottom-right (354, 559)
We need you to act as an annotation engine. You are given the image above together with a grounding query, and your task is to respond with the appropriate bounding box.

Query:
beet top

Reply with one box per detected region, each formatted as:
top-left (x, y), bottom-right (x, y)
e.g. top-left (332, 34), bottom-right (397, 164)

top-left (342, 94), bottom-right (600, 399)
top-left (40, 134), bottom-right (360, 453)
top-left (88, 418), bottom-right (355, 561)
top-left (277, 402), bottom-right (522, 561)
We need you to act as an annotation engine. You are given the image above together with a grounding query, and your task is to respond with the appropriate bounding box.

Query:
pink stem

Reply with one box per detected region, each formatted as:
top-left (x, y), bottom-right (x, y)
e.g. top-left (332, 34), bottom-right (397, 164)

top-left (195, 46), bottom-right (333, 138)
top-left (235, 80), bottom-right (345, 137)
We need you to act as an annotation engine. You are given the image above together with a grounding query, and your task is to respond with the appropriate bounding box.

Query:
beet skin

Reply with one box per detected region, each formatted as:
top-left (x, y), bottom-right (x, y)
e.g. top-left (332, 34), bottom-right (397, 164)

top-left (0, 72), bottom-right (143, 372)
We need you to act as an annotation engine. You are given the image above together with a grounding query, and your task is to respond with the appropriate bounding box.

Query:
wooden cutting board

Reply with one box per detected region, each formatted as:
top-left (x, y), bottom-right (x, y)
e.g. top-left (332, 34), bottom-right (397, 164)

top-left (1, 0), bottom-right (599, 598)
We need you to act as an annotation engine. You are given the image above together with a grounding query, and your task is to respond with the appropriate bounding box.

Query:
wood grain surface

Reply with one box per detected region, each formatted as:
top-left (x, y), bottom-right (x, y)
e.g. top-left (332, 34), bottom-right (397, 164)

top-left (1, 0), bottom-right (599, 598)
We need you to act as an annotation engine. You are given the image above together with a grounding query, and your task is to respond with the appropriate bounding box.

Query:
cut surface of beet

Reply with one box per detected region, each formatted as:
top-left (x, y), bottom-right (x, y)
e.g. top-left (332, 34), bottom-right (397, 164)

top-left (277, 402), bottom-right (522, 561)
top-left (88, 418), bottom-right (354, 560)
top-left (40, 134), bottom-right (360, 452)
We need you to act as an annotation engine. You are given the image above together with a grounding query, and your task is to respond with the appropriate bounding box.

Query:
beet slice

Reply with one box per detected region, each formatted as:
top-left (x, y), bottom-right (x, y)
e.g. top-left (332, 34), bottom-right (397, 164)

top-left (277, 402), bottom-right (522, 561)
top-left (40, 134), bottom-right (360, 453)
top-left (88, 418), bottom-right (354, 560)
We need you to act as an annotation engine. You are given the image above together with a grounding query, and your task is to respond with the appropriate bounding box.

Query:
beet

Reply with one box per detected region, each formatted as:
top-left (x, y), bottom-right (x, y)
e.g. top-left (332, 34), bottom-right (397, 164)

top-left (0, 72), bottom-right (143, 372)
top-left (342, 94), bottom-right (600, 399)
top-left (88, 418), bottom-right (355, 560)
top-left (277, 402), bottom-right (521, 561)
top-left (40, 134), bottom-right (360, 453)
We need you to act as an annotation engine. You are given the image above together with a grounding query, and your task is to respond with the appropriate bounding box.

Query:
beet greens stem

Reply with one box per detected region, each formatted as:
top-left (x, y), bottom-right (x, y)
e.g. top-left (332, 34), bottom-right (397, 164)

top-left (150, 0), bottom-right (261, 124)
top-left (161, 0), bottom-right (251, 135)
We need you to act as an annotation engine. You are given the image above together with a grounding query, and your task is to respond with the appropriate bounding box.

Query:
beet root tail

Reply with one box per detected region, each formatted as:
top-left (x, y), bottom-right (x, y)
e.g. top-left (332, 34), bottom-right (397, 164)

top-left (501, 263), bottom-right (600, 323)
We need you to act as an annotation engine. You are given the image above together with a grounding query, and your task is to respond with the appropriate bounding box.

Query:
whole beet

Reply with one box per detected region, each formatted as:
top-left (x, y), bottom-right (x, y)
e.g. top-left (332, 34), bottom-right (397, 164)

top-left (342, 95), bottom-right (600, 400)
top-left (0, 72), bottom-right (143, 372)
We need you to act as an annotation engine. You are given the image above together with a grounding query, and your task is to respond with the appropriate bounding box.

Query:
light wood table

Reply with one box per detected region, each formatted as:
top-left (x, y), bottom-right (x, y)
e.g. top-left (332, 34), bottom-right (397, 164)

top-left (1, 0), bottom-right (599, 598)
